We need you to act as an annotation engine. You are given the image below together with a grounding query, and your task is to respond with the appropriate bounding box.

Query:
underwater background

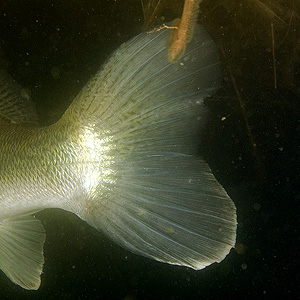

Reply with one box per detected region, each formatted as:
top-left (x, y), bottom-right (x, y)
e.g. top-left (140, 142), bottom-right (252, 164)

top-left (0, 0), bottom-right (299, 299)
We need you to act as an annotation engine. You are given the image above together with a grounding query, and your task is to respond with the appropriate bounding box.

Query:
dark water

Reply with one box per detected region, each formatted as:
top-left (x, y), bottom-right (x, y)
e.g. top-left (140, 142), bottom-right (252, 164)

top-left (0, 0), bottom-right (299, 299)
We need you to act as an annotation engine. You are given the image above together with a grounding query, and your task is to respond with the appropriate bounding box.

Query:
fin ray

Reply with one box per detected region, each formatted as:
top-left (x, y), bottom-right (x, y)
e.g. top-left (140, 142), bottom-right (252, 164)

top-left (0, 215), bottom-right (45, 290)
top-left (64, 24), bottom-right (236, 269)
top-left (85, 154), bottom-right (236, 270)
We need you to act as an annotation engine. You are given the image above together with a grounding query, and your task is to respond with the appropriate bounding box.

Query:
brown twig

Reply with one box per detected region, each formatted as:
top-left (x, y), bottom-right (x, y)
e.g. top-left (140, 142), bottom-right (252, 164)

top-left (141, 0), bottom-right (163, 30)
top-left (168, 0), bottom-right (202, 62)
top-left (271, 22), bottom-right (277, 89)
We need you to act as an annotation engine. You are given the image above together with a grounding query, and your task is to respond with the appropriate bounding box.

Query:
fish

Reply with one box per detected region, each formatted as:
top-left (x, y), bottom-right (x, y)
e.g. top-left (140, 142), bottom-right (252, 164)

top-left (0, 24), bottom-right (237, 290)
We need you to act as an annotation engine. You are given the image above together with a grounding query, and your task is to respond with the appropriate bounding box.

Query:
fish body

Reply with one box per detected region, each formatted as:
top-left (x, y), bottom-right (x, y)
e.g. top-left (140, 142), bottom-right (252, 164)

top-left (0, 25), bottom-right (237, 290)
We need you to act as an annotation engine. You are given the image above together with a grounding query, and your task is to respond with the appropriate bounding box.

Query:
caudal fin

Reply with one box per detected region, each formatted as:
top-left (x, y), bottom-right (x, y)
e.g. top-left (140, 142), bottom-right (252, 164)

top-left (64, 25), bottom-right (236, 269)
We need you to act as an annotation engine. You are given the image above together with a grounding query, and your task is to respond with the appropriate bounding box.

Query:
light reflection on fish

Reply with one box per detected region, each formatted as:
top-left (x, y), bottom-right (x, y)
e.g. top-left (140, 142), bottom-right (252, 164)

top-left (0, 25), bottom-right (236, 290)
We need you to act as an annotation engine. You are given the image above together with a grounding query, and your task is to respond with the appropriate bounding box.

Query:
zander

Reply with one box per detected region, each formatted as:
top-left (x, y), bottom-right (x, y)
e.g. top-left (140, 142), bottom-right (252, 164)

top-left (0, 25), bottom-right (236, 290)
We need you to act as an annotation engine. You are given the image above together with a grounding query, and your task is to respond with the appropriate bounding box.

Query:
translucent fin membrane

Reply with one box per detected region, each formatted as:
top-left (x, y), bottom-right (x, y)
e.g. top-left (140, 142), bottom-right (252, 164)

top-left (0, 215), bottom-right (45, 290)
top-left (66, 25), bottom-right (236, 269)
top-left (89, 154), bottom-right (236, 269)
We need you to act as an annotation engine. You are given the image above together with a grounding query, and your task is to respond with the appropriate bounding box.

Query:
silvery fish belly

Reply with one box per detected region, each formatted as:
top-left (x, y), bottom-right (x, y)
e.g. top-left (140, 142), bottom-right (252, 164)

top-left (0, 25), bottom-right (237, 290)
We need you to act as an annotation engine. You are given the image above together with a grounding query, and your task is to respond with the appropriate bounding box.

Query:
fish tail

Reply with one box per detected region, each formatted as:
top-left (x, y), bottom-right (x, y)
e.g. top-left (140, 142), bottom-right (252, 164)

top-left (62, 25), bottom-right (236, 269)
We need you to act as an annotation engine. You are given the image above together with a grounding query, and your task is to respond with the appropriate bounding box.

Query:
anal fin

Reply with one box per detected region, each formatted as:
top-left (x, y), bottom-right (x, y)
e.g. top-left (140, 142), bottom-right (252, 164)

top-left (0, 215), bottom-right (46, 290)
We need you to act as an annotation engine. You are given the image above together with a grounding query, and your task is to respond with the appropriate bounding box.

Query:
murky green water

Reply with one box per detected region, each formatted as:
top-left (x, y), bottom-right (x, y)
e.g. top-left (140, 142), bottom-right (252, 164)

top-left (0, 0), bottom-right (299, 299)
